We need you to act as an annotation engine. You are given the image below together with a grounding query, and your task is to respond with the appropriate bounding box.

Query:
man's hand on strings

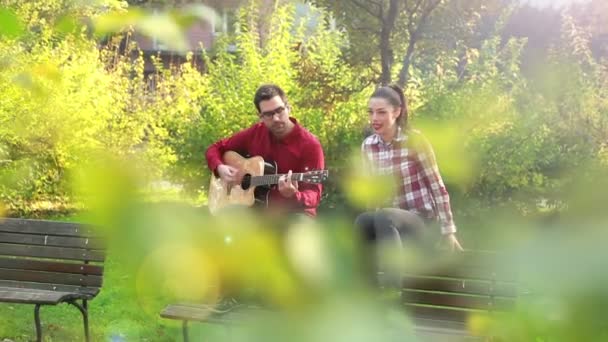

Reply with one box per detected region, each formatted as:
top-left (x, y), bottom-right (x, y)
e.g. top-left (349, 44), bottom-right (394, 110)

top-left (278, 170), bottom-right (299, 198)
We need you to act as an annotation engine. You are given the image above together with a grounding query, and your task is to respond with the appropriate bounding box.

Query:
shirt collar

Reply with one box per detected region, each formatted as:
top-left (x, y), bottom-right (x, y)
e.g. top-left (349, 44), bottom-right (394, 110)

top-left (271, 117), bottom-right (301, 143)
top-left (370, 126), bottom-right (406, 146)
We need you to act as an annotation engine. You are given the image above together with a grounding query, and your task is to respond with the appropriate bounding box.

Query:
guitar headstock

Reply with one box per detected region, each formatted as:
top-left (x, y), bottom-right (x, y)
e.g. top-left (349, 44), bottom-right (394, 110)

top-left (302, 170), bottom-right (329, 184)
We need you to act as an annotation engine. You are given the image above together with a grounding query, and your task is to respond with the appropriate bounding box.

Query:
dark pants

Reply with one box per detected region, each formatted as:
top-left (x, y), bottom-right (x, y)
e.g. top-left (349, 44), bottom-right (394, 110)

top-left (355, 208), bottom-right (429, 289)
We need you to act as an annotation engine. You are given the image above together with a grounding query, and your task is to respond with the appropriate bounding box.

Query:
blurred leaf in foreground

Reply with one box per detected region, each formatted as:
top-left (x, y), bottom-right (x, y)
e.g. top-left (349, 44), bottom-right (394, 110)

top-left (0, 7), bottom-right (24, 39)
top-left (93, 4), bottom-right (220, 53)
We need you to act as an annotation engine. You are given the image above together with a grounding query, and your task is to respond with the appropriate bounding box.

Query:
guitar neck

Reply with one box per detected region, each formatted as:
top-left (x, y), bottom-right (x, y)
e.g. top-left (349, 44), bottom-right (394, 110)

top-left (251, 173), bottom-right (307, 187)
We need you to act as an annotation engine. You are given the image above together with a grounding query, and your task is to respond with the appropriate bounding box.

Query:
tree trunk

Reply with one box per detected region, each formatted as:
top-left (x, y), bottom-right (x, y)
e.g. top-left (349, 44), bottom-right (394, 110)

top-left (397, 0), bottom-right (444, 87)
top-left (379, 0), bottom-right (400, 85)
top-left (397, 35), bottom-right (417, 87)
top-left (379, 28), bottom-right (393, 85)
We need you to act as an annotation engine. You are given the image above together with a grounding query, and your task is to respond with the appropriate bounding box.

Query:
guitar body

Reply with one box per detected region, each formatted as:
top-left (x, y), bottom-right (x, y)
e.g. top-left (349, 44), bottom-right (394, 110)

top-left (207, 151), bottom-right (276, 215)
top-left (207, 151), bottom-right (328, 215)
top-left (253, 161), bottom-right (278, 207)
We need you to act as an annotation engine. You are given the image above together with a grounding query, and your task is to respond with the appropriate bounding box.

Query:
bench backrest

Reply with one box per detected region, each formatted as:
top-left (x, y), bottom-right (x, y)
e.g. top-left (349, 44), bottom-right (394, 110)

top-left (0, 218), bottom-right (105, 296)
top-left (401, 250), bottom-right (518, 327)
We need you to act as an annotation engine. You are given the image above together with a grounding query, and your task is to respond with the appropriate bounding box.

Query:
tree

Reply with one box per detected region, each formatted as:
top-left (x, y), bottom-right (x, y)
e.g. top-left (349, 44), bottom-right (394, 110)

top-left (394, 0), bottom-right (443, 86)
top-left (568, 0), bottom-right (608, 60)
top-left (309, 0), bottom-right (511, 87)
top-left (414, 0), bottom-right (511, 81)
top-left (308, 0), bottom-right (424, 85)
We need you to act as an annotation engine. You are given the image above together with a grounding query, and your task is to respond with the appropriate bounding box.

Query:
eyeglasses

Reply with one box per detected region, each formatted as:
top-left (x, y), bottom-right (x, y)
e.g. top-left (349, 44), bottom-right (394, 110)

top-left (260, 105), bottom-right (287, 118)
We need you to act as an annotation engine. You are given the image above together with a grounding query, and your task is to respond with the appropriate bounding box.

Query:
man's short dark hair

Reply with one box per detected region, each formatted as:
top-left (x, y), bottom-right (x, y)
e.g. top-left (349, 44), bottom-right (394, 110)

top-left (253, 84), bottom-right (288, 112)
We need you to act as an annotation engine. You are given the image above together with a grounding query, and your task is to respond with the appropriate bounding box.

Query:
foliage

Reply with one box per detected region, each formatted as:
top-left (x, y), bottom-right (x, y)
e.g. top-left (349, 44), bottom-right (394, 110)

top-left (146, 1), bottom-right (370, 199)
top-left (413, 9), bottom-right (608, 218)
top-left (0, 1), bottom-right (178, 214)
top-left (1, 1), bottom-right (608, 341)
top-left (307, 0), bottom-right (512, 86)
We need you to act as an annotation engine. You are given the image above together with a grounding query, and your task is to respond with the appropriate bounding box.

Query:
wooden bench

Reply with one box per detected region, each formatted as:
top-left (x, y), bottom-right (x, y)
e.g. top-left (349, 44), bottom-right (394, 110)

top-left (0, 218), bottom-right (105, 342)
top-left (160, 250), bottom-right (519, 341)
top-left (402, 250), bottom-right (519, 340)
top-left (161, 302), bottom-right (273, 342)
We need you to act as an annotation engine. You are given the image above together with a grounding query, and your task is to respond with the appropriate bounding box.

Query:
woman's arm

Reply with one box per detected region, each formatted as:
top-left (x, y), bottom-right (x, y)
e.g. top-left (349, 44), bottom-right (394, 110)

top-left (414, 133), bottom-right (463, 251)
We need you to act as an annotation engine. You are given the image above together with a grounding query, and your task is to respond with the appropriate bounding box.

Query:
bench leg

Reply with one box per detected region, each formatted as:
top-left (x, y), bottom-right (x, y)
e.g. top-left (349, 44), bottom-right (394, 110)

top-left (83, 300), bottom-right (89, 342)
top-left (183, 320), bottom-right (190, 342)
top-left (34, 304), bottom-right (42, 342)
top-left (68, 300), bottom-right (90, 342)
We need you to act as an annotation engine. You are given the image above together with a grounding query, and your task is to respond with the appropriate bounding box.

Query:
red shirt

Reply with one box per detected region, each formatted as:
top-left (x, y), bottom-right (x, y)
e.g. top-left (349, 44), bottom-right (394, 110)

top-left (206, 118), bottom-right (325, 217)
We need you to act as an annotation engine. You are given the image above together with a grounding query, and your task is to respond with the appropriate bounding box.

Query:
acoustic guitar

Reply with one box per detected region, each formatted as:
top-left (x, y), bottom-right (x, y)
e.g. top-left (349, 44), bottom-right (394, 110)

top-left (207, 151), bottom-right (328, 215)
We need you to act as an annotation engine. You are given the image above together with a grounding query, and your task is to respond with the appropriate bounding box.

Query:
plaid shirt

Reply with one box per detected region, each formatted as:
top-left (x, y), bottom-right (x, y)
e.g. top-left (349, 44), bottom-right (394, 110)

top-left (361, 128), bottom-right (456, 234)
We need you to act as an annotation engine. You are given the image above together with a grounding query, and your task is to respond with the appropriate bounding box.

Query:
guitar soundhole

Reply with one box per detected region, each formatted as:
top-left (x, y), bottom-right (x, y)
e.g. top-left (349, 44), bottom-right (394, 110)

top-left (241, 174), bottom-right (252, 190)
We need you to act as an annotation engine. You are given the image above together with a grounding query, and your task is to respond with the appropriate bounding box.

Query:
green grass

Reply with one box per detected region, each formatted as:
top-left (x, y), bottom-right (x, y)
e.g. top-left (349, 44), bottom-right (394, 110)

top-left (0, 247), bottom-right (265, 341)
top-left (0, 214), bottom-right (226, 341)
top-left (0, 254), bottom-right (182, 341)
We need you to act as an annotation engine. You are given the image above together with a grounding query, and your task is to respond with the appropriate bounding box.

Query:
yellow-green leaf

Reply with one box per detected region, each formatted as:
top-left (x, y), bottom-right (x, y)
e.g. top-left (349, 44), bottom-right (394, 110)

top-left (0, 8), bottom-right (24, 39)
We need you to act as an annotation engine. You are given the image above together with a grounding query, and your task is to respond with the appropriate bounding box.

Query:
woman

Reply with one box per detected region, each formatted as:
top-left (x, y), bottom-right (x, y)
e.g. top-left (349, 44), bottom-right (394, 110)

top-left (356, 85), bottom-right (463, 287)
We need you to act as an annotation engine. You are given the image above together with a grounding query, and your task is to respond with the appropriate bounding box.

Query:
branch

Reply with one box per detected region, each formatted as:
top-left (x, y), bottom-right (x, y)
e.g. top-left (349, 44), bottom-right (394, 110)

top-left (348, 0), bottom-right (382, 19)
top-left (406, 0), bottom-right (424, 34)
top-left (386, 0), bottom-right (399, 29)
top-left (414, 0), bottom-right (442, 36)
top-left (352, 25), bottom-right (382, 34)
top-left (429, 0), bottom-right (443, 12)
top-left (421, 0), bottom-right (443, 20)
top-left (408, 0), bottom-right (443, 38)
top-left (397, 0), bottom-right (444, 87)
top-left (412, 0), bottom-right (425, 15)
top-left (369, 0), bottom-right (382, 8)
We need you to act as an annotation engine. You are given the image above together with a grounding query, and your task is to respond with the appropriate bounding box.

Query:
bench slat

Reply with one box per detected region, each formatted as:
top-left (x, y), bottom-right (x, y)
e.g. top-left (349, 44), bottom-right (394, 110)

top-left (413, 251), bottom-right (509, 269)
top-left (0, 268), bottom-right (102, 287)
top-left (161, 304), bottom-right (216, 322)
top-left (0, 286), bottom-right (83, 304)
top-left (404, 267), bottom-right (516, 283)
top-left (0, 243), bottom-right (104, 262)
top-left (203, 309), bottom-right (270, 325)
top-left (402, 276), bottom-right (518, 298)
top-left (0, 280), bottom-right (99, 297)
top-left (161, 304), bottom-right (272, 324)
top-left (0, 232), bottom-right (104, 250)
top-left (0, 257), bottom-right (103, 276)
top-left (412, 316), bottom-right (467, 335)
top-left (403, 250), bottom-right (517, 283)
top-left (402, 290), bottom-right (515, 311)
top-left (405, 304), bottom-right (476, 323)
top-left (0, 218), bottom-right (97, 237)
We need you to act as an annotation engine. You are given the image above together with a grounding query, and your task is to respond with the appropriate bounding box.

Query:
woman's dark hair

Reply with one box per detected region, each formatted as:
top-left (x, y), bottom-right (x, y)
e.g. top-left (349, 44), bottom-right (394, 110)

top-left (370, 84), bottom-right (409, 128)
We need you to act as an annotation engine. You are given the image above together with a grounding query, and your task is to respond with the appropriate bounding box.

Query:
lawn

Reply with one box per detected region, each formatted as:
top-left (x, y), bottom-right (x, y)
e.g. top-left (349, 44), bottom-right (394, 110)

top-left (0, 212), bottom-right (236, 342)
top-left (0, 251), bottom-right (246, 341)
top-left (0, 249), bottom-right (181, 341)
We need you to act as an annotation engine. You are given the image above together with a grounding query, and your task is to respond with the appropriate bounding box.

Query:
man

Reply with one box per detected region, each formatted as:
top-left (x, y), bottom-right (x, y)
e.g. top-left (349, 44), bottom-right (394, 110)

top-left (206, 84), bottom-right (325, 217)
